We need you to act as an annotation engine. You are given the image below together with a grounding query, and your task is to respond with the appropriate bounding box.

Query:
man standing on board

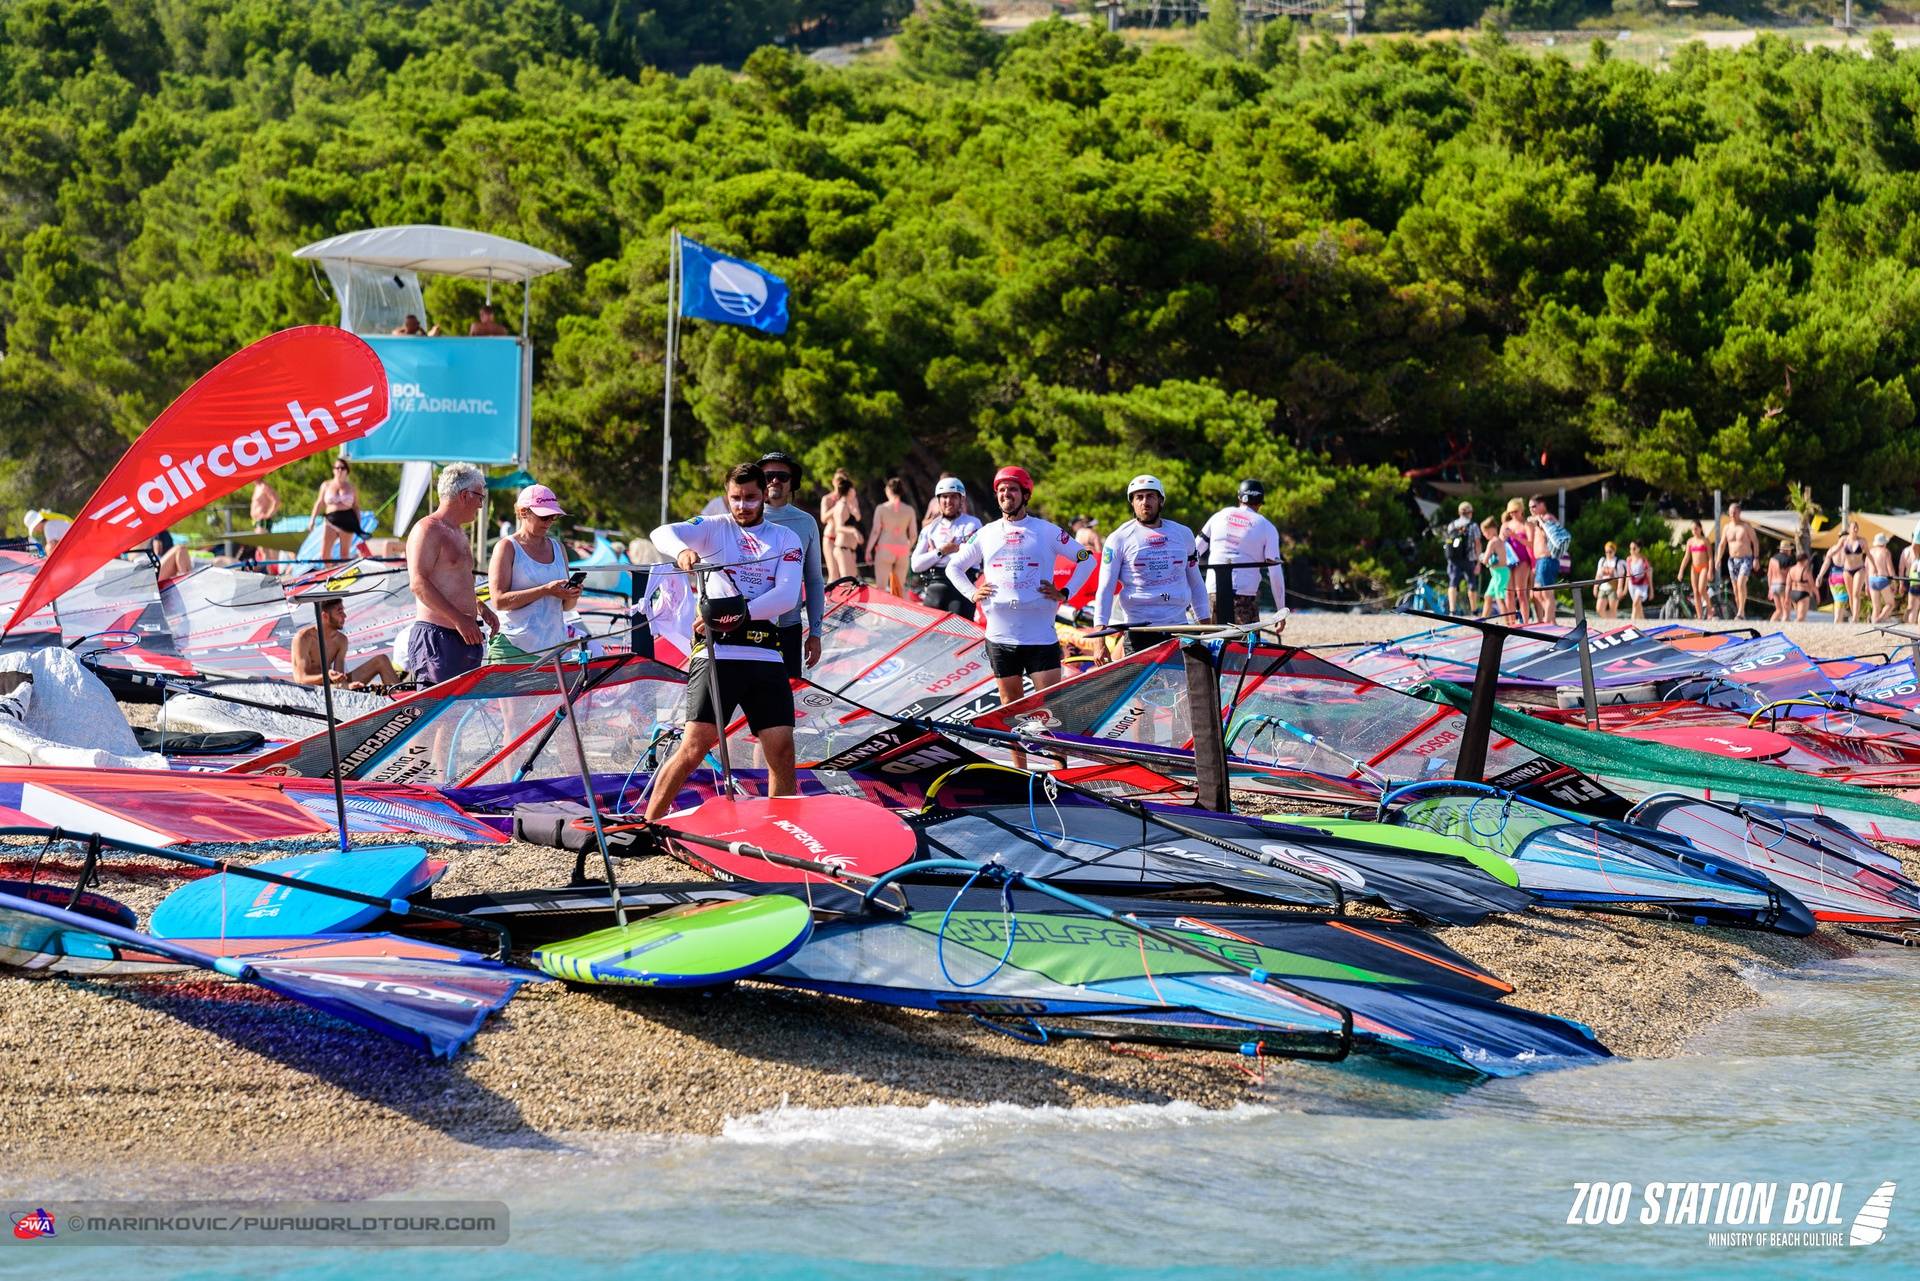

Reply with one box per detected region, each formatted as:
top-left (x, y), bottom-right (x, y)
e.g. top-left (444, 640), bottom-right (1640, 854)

top-left (405, 462), bottom-right (498, 687)
top-left (1197, 479), bottom-right (1287, 625)
top-left (644, 462), bottom-right (804, 821)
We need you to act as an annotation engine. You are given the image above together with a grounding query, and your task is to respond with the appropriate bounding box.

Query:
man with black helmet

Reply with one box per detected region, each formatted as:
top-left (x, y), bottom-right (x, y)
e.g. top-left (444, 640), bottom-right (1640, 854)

top-left (1197, 479), bottom-right (1287, 625)
top-left (911, 476), bottom-right (982, 619)
top-left (757, 449), bottom-right (825, 675)
top-left (644, 461), bottom-right (803, 820)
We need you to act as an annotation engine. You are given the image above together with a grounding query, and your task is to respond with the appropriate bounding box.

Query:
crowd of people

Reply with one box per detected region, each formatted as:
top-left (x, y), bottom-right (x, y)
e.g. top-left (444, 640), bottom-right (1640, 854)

top-left (1439, 498), bottom-right (1920, 626)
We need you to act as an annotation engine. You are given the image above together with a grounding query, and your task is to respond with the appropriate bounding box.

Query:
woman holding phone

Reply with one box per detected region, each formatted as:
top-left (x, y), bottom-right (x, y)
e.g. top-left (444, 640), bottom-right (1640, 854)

top-left (486, 483), bottom-right (581, 663)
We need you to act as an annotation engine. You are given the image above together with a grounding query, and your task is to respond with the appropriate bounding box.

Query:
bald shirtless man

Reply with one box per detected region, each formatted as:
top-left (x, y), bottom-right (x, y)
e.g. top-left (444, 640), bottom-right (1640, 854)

top-left (405, 462), bottom-right (498, 686)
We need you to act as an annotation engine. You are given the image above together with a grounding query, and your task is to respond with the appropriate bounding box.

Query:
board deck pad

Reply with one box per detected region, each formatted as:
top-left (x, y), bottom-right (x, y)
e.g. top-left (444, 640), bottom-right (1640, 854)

top-left (663, 794), bottom-right (919, 884)
top-left (533, 894), bottom-right (814, 987)
top-left (147, 845), bottom-right (434, 940)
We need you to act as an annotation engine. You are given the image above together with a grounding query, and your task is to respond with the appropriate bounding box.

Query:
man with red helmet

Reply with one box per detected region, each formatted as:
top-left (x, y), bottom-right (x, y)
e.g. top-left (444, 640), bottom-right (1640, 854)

top-left (944, 465), bottom-right (1095, 719)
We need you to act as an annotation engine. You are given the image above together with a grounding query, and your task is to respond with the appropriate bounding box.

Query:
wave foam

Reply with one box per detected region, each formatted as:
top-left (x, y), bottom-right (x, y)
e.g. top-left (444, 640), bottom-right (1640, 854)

top-left (720, 1098), bottom-right (1272, 1151)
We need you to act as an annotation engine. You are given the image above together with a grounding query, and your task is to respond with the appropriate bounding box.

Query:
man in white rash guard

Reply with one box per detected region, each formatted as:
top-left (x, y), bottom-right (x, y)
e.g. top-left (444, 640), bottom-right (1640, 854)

top-left (910, 475), bottom-right (983, 619)
top-left (1196, 478), bottom-right (1287, 626)
top-left (644, 461), bottom-right (803, 820)
top-left (1093, 474), bottom-right (1210, 654)
top-left (944, 464), bottom-right (1095, 718)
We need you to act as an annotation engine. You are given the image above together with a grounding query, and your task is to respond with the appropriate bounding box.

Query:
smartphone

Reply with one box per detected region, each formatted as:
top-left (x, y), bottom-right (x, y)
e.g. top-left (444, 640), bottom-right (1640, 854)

top-left (566, 571), bottom-right (587, 588)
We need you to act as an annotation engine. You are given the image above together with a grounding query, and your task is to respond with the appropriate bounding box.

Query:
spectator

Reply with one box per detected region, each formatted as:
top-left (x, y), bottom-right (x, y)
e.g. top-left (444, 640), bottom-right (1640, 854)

top-left (1076, 516), bottom-right (1103, 560)
top-left (1903, 528), bottom-right (1920, 625)
top-left (1767, 540), bottom-right (1794, 622)
top-left (1680, 520), bottom-right (1712, 620)
top-left (391, 314), bottom-right (434, 336)
top-left (1442, 501), bottom-right (1480, 615)
top-left (405, 463), bottom-right (498, 686)
top-left (1527, 495), bottom-right (1569, 622)
top-left (865, 477), bottom-right (918, 598)
top-left (1500, 499), bottom-right (1534, 624)
top-left (292, 598), bottom-right (400, 690)
top-left (310, 458), bottom-right (360, 563)
top-left (468, 304), bottom-right (510, 337)
top-left (1594, 541), bottom-right (1622, 620)
top-left (1867, 533), bottom-right (1898, 624)
top-left (1624, 540), bottom-right (1652, 622)
top-left (1787, 550), bottom-right (1814, 622)
top-left (1479, 517), bottom-right (1508, 621)
top-left (486, 484), bottom-right (581, 663)
top-left (820, 469), bottom-right (863, 582)
top-left (1715, 502), bottom-right (1759, 619)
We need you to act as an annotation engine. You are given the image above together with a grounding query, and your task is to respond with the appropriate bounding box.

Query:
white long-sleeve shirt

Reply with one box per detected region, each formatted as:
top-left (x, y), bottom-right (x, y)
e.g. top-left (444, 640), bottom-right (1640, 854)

top-left (1093, 519), bottom-right (1209, 628)
top-left (651, 514), bottom-right (802, 664)
top-left (944, 514), bottom-right (1095, 646)
top-left (909, 512), bottom-right (983, 574)
top-left (1197, 504), bottom-right (1286, 608)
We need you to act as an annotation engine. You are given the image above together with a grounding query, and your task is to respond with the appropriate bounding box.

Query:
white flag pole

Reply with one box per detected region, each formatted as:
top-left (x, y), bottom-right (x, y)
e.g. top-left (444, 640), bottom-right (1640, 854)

top-left (660, 228), bottom-right (679, 529)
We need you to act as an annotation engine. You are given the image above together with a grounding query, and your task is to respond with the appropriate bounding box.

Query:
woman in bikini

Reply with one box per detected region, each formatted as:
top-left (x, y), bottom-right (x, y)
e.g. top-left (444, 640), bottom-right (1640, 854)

top-left (1500, 498), bottom-right (1534, 624)
top-left (1902, 529), bottom-right (1920, 625)
top-left (865, 477), bottom-right (919, 598)
top-left (1624, 540), bottom-right (1652, 622)
top-left (1787, 551), bottom-right (1814, 622)
top-left (309, 457), bottom-right (360, 563)
top-left (1681, 520), bottom-right (1712, 620)
top-left (1840, 519), bottom-right (1870, 623)
top-left (820, 470), bottom-right (864, 581)
top-left (1766, 540), bottom-right (1793, 623)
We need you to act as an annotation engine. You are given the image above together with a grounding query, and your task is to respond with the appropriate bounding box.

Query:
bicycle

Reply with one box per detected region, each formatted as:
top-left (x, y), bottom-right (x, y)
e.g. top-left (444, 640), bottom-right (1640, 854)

top-left (1657, 583), bottom-right (1693, 621)
top-left (1397, 570), bottom-right (1448, 614)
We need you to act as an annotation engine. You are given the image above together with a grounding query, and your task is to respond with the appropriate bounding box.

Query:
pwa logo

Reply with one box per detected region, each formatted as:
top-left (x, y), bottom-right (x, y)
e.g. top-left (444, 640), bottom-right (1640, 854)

top-left (10, 1207), bottom-right (55, 1239)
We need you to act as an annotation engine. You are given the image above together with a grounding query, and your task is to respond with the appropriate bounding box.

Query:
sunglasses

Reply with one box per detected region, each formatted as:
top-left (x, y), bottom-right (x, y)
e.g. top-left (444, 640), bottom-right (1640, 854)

top-left (762, 471), bottom-right (793, 483)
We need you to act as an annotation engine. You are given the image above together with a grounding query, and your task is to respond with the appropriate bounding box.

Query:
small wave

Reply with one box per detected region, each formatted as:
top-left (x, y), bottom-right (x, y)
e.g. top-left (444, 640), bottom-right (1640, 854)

top-left (721, 1098), bottom-right (1271, 1151)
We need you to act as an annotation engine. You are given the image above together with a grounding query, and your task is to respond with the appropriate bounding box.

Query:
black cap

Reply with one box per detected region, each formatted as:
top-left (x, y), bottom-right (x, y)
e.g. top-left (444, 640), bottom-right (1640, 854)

top-left (1238, 479), bottom-right (1266, 502)
top-left (758, 451), bottom-right (803, 484)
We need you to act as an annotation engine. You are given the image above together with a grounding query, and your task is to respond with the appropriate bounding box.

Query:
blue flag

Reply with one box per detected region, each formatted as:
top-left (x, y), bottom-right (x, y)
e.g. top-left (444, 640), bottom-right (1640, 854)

top-left (678, 236), bottom-right (790, 335)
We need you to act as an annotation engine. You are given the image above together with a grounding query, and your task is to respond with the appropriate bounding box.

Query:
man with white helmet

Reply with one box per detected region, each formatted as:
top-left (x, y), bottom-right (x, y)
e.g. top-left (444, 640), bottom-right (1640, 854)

top-left (911, 475), bottom-right (983, 619)
top-left (945, 464), bottom-right (1095, 710)
top-left (1093, 475), bottom-right (1210, 653)
top-left (1197, 479), bottom-right (1287, 625)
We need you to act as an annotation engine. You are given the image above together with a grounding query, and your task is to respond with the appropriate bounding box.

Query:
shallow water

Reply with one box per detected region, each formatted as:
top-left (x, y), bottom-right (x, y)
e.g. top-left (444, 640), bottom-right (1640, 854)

top-left (18, 951), bottom-right (1918, 1278)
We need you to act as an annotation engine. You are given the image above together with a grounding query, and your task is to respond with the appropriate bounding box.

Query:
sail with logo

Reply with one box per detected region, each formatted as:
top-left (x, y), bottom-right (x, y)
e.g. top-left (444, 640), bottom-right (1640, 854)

top-left (2, 327), bottom-right (390, 635)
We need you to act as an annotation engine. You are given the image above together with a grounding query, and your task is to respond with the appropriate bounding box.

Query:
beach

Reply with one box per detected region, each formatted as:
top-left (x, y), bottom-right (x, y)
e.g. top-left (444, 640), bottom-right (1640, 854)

top-left (0, 613), bottom-right (1907, 1198)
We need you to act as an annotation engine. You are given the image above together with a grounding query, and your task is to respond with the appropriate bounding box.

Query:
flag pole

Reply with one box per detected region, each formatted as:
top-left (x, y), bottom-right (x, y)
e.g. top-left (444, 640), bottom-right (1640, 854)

top-left (660, 229), bottom-right (679, 529)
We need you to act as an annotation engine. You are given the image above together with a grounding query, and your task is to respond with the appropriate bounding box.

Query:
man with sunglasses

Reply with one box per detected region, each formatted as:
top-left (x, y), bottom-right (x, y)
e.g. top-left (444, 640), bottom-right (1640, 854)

top-left (757, 450), bottom-right (825, 677)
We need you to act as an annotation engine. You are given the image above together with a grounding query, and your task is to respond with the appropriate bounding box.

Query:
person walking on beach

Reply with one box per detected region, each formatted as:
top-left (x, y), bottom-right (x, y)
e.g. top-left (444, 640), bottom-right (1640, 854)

top-left (1766, 540), bottom-right (1794, 622)
top-left (1866, 533), bottom-right (1899, 624)
top-left (945, 465), bottom-right (1095, 764)
top-left (485, 484), bottom-right (581, 663)
top-left (1197, 480), bottom-right (1287, 624)
top-left (1442, 502), bottom-right (1481, 615)
top-left (1499, 499), bottom-right (1534, 624)
top-left (1715, 503), bottom-right (1759, 619)
top-left (820, 470), bottom-right (863, 582)
top-left (1839, 519), bottom-right (1870, 623)
top-left (1093, 475), bottom-right (1209, 655)
top-left (865, 477), bottom-right (918, 598)
top-left (758, 450), bottom-right (825, 676)
top-left (1787, 550), bottom-right (1814, 622)
top-left (1528, 495), bottom-right (1569, 622)
top-left (1902, 529), bottom-right (1920, 625)
top-left (1479, 517), bottom-right (1509, 620)
top-left (405, 463), bottom-right (498, 687)
top-left (1681, 520), bottom-right (1713, 620)
top-left (1594, 541), bottom-right (1623, 620)
top-left (911, 476), bottom-right (982, 620)
top-left (644, 461), bottom-right (804, 820)
top-left (310, 457), bottom-right (361, 563)
top-left (1624, 540), bottom-right (1652, 622)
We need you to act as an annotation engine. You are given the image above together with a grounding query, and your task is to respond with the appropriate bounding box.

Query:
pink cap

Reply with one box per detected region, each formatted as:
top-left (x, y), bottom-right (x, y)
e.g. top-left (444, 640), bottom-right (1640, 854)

top-left (518, 483), bottom-right (567, 517)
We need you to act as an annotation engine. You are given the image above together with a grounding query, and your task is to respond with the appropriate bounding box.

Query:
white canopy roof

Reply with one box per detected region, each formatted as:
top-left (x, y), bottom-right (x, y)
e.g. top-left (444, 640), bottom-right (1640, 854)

top-left (293, 225), bottom-right (569, 283)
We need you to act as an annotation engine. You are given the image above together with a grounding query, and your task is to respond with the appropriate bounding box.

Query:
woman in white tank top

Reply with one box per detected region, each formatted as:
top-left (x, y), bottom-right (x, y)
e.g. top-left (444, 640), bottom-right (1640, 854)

top-left (486, 484), bottom-right (581, 662)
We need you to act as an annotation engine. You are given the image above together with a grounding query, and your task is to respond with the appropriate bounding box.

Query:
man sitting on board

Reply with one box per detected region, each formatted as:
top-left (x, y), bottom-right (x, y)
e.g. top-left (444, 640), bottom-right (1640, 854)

top-left (292, 598), bottom-right (400, 690)
top-left (643, 461), bottom-right (804, 821)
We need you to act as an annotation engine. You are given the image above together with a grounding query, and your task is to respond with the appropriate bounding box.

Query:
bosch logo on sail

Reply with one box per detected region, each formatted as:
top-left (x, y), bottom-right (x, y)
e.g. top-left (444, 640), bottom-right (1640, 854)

top-left (93, 389), bottom-right (376, 532)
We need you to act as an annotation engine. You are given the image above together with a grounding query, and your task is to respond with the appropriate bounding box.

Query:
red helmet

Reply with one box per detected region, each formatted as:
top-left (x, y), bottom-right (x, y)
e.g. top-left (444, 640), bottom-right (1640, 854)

top-left (992, 465), bottom-right (1034, 494)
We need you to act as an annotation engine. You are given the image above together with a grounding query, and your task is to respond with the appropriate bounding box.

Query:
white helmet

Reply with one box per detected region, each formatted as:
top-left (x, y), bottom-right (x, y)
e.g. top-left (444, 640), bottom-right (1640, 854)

top-left (935, 477), bottom-right (966, 497)
top-left (1127, 474), bottom-right (1165, 498)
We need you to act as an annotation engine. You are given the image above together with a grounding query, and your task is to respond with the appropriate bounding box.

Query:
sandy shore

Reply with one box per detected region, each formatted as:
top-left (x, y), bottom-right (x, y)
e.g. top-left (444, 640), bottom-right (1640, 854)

top-left (0, 611), bottom-right (1905, 1195)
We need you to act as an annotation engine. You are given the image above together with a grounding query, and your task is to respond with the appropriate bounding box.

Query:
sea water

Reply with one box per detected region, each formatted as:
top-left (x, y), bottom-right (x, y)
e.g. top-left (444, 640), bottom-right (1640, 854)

top-left (19, 951), bottom-right (1919, 1279)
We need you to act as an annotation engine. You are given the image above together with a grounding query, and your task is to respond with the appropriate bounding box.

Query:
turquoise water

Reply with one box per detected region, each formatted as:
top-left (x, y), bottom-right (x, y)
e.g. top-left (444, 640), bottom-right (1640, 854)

top-left (17, 951), bottom-right (1918, 1279)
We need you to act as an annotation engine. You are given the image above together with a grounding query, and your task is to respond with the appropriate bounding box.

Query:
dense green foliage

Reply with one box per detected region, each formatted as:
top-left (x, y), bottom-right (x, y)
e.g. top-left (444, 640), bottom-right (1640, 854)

top-left (5, 2), bottom-right (1920, 590)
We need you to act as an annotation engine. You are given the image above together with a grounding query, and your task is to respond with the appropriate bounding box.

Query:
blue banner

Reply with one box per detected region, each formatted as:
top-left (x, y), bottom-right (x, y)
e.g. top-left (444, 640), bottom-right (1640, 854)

top-left (345, 336), bottom-right (524, 464)
top-left (678, 237), bottom-right (790, 335)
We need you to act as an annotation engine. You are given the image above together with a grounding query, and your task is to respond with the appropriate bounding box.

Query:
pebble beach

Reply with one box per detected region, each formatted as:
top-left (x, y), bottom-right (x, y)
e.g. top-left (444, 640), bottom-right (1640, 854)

top-left (1, 612), bottom-right (1908, 1198)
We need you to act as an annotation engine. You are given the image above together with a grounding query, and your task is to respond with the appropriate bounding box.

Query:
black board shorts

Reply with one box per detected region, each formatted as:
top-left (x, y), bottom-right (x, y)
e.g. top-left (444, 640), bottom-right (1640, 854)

top-left (986, 640), bottom-right (1062, 679)
top-left (685, 655), bottom-right (795, 733)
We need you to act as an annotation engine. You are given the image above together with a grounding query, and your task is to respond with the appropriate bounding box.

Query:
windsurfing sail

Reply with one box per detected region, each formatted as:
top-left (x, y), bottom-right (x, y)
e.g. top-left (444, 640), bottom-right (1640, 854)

top-left (1340, 622), bottom-right (1731, 693)
top-left (1382, 782), bottom-right (1815, 934)
top-left (0, 890), bottom-right (535, 1056)
top-left (1665, 632), bottom-right (1837, 713)
top-left (810, 583), bottom-right (998, 721)
top-left (1417, 678), bottom-right (1920, 844)
top-left (1630, 796), bottom-right (1920, 924)
top-left (159, 563), bottom-right (299, 679)
top-left (0, 550), bottom-right (61, 643)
